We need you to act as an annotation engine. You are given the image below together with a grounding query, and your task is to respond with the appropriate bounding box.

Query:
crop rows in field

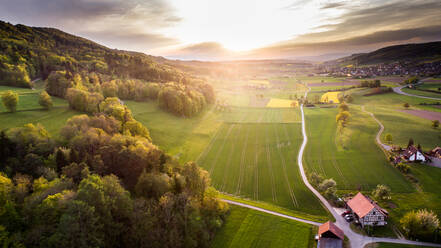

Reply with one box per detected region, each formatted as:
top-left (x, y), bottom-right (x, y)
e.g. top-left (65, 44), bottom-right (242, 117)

top-left (198, 120), bottom-right (326, 215)
top-left (220, 107), bottom-right (301, 123)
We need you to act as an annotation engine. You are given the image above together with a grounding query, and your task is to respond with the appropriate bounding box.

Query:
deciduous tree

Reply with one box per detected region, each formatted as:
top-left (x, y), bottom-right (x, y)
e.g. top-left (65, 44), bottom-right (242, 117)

top-left (1, 90), bottom-right (18, 112)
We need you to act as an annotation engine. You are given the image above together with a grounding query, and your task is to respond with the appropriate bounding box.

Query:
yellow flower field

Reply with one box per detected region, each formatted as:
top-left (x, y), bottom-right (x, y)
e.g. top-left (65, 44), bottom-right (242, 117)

top-left (266, 98), bottom-right (297, 108)
top-left (321, 92), bottom-right (340, 103)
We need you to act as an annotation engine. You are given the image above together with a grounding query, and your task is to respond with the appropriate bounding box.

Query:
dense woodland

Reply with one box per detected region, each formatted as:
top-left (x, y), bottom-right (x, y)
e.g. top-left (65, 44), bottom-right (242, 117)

top-left (0, 21), bottom-right (215, 117)
top-left (0, 98), bottom-right (228, 248)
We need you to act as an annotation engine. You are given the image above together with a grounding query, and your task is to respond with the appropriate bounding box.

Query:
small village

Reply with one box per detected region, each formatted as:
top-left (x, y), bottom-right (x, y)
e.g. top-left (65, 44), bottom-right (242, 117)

top-left (319, 61), bottom-right (441, 78)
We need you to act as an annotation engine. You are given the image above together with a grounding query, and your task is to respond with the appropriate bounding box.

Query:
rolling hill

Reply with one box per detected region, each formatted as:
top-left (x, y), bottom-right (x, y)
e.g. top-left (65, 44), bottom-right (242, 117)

top-left (0, 20), bottom-right (183, 86)
top-left (328, 41), bottom-right (441, 66)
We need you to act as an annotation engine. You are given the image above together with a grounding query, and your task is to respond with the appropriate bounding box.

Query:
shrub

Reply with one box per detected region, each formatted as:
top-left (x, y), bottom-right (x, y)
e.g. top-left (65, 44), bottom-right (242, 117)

top-left (1, 90), bottom-right (18, 112)
top-left (38, 91), bottom-right (53, 110)
top-left (372, 184), bottom-right (391, 200)
top-left (400, 209), bottom-right (439, 240)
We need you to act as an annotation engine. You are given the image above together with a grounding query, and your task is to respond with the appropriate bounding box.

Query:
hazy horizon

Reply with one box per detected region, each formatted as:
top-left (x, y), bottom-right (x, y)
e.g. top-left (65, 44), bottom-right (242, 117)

top-left (2, 0), bottom-right (441, 61)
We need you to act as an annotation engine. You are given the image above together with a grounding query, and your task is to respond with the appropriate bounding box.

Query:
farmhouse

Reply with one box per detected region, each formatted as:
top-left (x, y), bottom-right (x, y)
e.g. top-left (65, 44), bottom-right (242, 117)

top-left (317, 221), bottom-right (344, 248)
top-left (346, 192), bottom-right (388, 227)
top-left (403, 145), bottom-right (426, 162)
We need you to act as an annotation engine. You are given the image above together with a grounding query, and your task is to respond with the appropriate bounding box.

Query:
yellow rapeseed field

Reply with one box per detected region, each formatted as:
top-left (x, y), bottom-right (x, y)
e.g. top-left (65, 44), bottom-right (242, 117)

top-left (266, 98), bottom-right (297, 108)
top-left (321, 92), bottom-right (340, 103)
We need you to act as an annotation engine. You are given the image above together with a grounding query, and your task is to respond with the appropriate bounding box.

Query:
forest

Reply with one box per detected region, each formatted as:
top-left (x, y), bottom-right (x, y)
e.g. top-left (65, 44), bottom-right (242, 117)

top-left (0, 97), bottom-right (228, 248)
top-left (0, 21), bottom-right (215, 117)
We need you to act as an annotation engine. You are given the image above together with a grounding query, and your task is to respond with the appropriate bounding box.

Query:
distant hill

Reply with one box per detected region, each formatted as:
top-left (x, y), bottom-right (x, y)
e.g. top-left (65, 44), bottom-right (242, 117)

top-left (328, 41), bottom-right (441, 66)
top-left (0, 20), bottom-right (183, 87)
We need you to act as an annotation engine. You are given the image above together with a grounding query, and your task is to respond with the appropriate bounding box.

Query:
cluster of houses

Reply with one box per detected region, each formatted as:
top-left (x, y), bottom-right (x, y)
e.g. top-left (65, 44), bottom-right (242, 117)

top-left (319, 61), bottom-right (441, 78)
top-left (316, 192), bottom-right (388, 248)
top-left (392, 144), bottom-right (441, 165)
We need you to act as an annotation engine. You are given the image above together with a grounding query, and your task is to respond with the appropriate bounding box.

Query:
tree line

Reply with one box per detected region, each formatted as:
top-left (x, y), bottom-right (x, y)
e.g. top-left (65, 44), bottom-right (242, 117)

top-left (0, 98), bottom-right (228, 247)
top-left (45, 70), bottom-right (215, 117)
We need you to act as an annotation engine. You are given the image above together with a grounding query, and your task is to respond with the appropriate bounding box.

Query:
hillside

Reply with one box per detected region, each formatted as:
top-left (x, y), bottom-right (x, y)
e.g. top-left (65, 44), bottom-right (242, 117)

top-left (329, 41), bottom-right (441, 66)
top-left (0, 20), bottom-right (183, 87)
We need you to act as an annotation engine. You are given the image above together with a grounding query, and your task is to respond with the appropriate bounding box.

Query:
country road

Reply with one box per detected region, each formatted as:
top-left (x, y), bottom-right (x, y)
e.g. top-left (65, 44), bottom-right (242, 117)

top-left (361, 106), bottom-right (391, 151)
top-left (220, 199), bottom-right (322, 226)
top-left (393, 79), bottom-right (441, 100)
top-left (218, 88), bottom-right (441, 247)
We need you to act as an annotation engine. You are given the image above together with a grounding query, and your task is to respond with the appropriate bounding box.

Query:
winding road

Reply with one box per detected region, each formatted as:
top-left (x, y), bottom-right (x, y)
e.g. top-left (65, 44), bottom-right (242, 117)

top-left (393, 79), bottom-right (441, 100)
top-left (361, 106), bottom-right (391, 151)
top-left (220, 88), bottom-right (441, 247)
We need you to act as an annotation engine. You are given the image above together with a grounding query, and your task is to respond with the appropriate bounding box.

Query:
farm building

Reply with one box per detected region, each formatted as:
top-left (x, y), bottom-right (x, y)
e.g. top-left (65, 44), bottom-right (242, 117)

top-left (316, 221), bottom-right (344, 248)
top-left (402, 145), bottom-right (426, 162)
top-left (346, 192), bottom-right (388, 227)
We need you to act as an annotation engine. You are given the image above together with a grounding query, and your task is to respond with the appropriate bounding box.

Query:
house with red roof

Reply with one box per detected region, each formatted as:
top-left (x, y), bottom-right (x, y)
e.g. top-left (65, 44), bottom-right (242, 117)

top-left (346, 192), bottom-right (388, 227)
top-left (317, 221), bottom-right (344, 248)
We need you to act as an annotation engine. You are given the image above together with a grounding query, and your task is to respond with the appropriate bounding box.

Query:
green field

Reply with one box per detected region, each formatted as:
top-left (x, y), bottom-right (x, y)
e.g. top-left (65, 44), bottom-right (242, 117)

top-left (126, 100), bottom-right (222, 163)
top-left (211, 205), bottom-right (317, 248)
top-left (0, 86), bottom-right (79, 135)
top-left (402, 87), bottom-right (441, 99)
top-left (221, 107), bottom-right (301, 123)
top-left (198, 107), bottom-right (328, 217)
top-left (304, 107), bottom-right (414, 192)
top-left (352, 90), bottom-right (441, 148)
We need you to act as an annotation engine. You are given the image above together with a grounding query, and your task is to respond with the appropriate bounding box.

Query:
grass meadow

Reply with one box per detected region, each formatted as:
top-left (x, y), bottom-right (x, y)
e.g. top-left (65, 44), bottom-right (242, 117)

top-left (211, 205), bottom-right (317, 248)
top-left (0, 85), bottom-right (79, 135)
top-left (303, 107), bottom-right (414, 192)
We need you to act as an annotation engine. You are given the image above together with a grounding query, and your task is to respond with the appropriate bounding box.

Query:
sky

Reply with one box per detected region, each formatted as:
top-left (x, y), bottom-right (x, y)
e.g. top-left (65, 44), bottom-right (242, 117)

top-left (1, 0), bottom-right (441, 61)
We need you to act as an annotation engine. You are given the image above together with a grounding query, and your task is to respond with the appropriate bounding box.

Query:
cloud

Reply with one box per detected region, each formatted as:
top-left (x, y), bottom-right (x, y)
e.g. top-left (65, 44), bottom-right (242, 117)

top-left (0, 0), bottom-right (181, 52)
top-left (164, 42), bottom-right (236, 61)
top-left (302, 0), bottom-right (441, 42)
top-left (320, 2), bottom-right (346, 9)
top-left (246, 25), bottom-right (441, 59)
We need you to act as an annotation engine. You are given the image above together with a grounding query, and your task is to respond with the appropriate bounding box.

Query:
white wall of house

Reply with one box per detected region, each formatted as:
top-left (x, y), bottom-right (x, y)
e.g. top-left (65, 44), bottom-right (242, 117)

top-left (360, 208), bottom-right (387, 227)
top-left (409, 151), bottom-right (426, 162)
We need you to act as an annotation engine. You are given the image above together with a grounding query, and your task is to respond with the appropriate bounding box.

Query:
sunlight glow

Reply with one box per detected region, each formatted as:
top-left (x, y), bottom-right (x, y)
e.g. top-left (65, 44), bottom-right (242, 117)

top-left (164, 0), bottom-right (344, 51)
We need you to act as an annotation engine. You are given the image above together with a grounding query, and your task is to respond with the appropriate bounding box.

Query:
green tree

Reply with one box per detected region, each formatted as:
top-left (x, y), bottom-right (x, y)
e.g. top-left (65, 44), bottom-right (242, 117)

top-left (51, 200), bottom-right (103, 248)
top-left (372, 184), bottom-right (391, 200)
top-left (38, 90), bottom-right (53, 110)
top-left (432, 120), bottom-right (439, 129)
top-left (338, 102), bottom-right (349, 112)
top-left (336, 111), bottom-right (351, 127)
top-left (385, 133), bottom-right (393, 144)
top-left (400, 209), bottom-right (440, 239)
top-left (1, 90), bottom-right (18, 112)
top-left (318, 178), bottom-right (336, 192)
top-left (135, 171), bottom-right (171, 199)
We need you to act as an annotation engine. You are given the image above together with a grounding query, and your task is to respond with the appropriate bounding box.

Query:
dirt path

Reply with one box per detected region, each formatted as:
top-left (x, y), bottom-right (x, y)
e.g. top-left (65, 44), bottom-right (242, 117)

top-left (361, 106), bottom-right (391, 151)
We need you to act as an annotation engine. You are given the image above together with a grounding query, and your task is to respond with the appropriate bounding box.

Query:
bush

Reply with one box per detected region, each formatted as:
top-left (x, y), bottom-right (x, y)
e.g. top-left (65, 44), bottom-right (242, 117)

top-left (1, 90), bottom-right (18, 112)
top-left (372, 184), bottom-right (391, 200)
top-left (38, 91), bottom-right (53, 110)
top-left (396, 162), bottom-right (410, 173)
top-left (400, 209), bottom-right (439, 240)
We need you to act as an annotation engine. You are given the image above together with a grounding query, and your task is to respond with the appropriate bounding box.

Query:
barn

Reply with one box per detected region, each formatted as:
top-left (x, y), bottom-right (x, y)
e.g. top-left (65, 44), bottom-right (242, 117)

top-left (346, 192), bottom-right (388, 227)
top-left (317, 221), bottom-right (344, 248)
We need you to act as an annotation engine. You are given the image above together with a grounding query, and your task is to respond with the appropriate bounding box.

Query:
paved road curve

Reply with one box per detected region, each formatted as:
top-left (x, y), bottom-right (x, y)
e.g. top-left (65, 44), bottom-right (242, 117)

top-left (393, 79), bottom-right (441, 101)
top-left (221, 199), bottom-right (322, 226)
